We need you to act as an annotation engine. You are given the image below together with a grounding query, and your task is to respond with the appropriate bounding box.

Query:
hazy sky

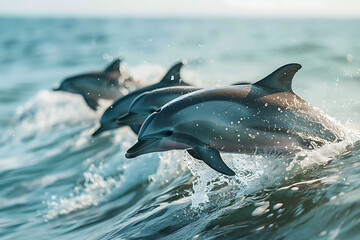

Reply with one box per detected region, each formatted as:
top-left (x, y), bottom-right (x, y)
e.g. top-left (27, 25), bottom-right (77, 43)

top-left (1, 0), bottom-right (360, 18)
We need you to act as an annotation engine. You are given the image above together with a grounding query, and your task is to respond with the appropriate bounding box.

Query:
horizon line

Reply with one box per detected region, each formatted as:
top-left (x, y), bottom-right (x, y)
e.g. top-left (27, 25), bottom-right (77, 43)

top-left (1, 12), bottom-right (360, 20)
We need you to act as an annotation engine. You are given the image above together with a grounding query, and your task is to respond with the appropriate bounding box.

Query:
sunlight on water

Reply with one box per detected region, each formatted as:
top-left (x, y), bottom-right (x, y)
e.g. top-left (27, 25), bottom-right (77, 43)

top-left (1, 17), bottom-right (360, 240)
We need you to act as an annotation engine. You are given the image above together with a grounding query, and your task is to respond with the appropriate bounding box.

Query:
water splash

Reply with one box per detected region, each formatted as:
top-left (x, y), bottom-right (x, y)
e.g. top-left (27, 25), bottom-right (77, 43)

top-left (45, 169), bottom-right (121, 220)
top-left (186, 150), bottom-right (287, 208)
top-left (6, 90), bottom-right (98, 141)
top-left (186, 125), bottom-right (360, 209)
top-left (44, 150), bottom-right (189, 220)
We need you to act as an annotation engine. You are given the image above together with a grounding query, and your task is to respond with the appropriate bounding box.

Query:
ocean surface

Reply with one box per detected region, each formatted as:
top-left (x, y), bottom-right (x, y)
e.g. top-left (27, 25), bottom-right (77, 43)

top-left (1, 17), bottom-right (360, 239)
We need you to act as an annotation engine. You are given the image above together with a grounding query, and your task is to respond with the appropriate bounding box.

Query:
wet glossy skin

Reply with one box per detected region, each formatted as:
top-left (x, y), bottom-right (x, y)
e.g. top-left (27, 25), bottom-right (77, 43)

top-left (93, 82), bottom-right (190, 136)
top-left (116, 86), bottom-right (203, 129)
top-left (59, 71), bottom-right (135, 100)
top-left (127, 84), bottom-right (344, 157)
top-left (92, 61), bottom-right (189, 136)
top-left (116, 83), bottom-right (252, 132)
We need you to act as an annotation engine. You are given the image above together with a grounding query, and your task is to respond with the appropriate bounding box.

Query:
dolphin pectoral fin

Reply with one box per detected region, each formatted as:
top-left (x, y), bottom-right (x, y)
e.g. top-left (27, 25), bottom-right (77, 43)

top-left (129, 125), bottom-right (142, 135)
top-left (104, 58), bottom-right (121, 72)
top-left (186, 149), bottom-right (202, 160)
top-left (254, 63), bottom-right (302, 92)
top-left (83, 95), bottom-right (99, 111)
top-left (191, 146), bottom-right (235, 176)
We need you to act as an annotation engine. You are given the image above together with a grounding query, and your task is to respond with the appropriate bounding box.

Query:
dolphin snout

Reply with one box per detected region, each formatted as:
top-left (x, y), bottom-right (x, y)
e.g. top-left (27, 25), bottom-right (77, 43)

top-left (125, 138), bottom-right (160, 158)
top-left (92, 125), bottom-right (106, 137)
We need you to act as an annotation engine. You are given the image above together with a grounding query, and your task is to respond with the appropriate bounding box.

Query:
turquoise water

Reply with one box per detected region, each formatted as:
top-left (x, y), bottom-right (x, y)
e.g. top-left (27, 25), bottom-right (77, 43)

top-left (1, 17), bottom-right (360, 239)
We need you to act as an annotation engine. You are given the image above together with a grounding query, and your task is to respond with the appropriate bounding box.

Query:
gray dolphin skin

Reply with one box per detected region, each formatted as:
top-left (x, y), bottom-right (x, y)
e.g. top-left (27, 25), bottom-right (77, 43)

top-left (92, 60), bottom-right (190, 137)
top-left (126, 63), bottom-right (344, 176)
top-left (54, 59), bottom-right (137, 110)
top-left (115, 82), bottom-right (252, 131)
top-left (116, 86), bottom-right (203, 130)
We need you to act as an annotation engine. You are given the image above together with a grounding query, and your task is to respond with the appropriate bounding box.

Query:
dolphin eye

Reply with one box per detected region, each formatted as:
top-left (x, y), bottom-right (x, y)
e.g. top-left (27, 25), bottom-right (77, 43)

top-left (155, 108), bottom-right (161, 113)
top-left (164, 130), bottom-right (173, 136)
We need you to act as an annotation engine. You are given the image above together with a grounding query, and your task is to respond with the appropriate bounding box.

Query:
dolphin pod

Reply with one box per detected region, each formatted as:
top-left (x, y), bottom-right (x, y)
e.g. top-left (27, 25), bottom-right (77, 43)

top-left (126, 63), bottom-right (345, 176)
top-left (92, 60), bottom-right (190, 136)
top-left (54, 59), bottom-right (137, 110)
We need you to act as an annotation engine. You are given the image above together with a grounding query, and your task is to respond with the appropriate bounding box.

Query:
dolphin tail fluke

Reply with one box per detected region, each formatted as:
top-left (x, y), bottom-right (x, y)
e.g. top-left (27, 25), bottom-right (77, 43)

top-left (83, 95), bottom-right (99, 111)
top-left (104, 58), bottom-right (122, 72)
top-left (190, 145), bottom-right (235, 176)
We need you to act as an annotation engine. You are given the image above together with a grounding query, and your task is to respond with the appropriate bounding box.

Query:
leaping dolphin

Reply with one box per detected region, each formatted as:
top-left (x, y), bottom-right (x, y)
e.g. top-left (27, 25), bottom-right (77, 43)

top-left (116, 86), bottom-right (202, 130)
top-left (92, 60), bottom-right (190, 137)
top-left (116, 82), bottom-right (252, 132)
top-left (125, 63), bottom-right (345, 176)
top-left (54, 59), bottom-right (137, 110)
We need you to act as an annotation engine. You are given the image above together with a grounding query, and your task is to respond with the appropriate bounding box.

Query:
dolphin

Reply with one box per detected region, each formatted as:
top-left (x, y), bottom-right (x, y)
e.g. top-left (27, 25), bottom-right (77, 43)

top-left (116, 86), bottom-right (202, 130)
top-left (116, 82), bottom-right (252, 131)
top-left (125, 63), bottom-right (345, 176)
top-left (92, 60), bottom-right (190, 137)
top-left (54, 59), bottom-right (137, 110)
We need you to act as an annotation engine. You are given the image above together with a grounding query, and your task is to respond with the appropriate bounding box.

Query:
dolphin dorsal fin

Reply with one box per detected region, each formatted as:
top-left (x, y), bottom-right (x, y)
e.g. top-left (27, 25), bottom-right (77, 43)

top-left (253, 63), bottom-right (302, 92)
top-left (160, 60), bottom-right (186, 84)
top-left (104, 59), bottom-right (122, 72)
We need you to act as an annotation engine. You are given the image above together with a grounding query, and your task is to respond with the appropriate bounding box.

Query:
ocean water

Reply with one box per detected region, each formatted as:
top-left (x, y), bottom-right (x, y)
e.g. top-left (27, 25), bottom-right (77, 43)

top-left (0, 17), bottom-right (360, 239)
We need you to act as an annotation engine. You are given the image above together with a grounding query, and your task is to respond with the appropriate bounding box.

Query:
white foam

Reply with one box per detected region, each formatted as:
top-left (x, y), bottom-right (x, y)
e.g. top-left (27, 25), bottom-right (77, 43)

top-left (44, 146), bottom-right (189, 220)
top-left (186, 151), bottom-right (287, 208)
top-left (148, 151), bottom-right (188, 189)
top-left (186, 124), bottom-right (360, 209)
top-left (8, 90), bottom-right (99, 140)
top-left (288, 128), bottom-right (360, 174)
top-left (129, 63), bottom-right (164, 85)
top-left (45, 171), bottom-right (120, 220)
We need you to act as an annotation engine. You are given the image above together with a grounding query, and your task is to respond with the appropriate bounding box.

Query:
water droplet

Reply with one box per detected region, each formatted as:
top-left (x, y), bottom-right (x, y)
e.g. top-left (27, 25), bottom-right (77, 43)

top-left (346, 53), bottom-right (354, 62)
